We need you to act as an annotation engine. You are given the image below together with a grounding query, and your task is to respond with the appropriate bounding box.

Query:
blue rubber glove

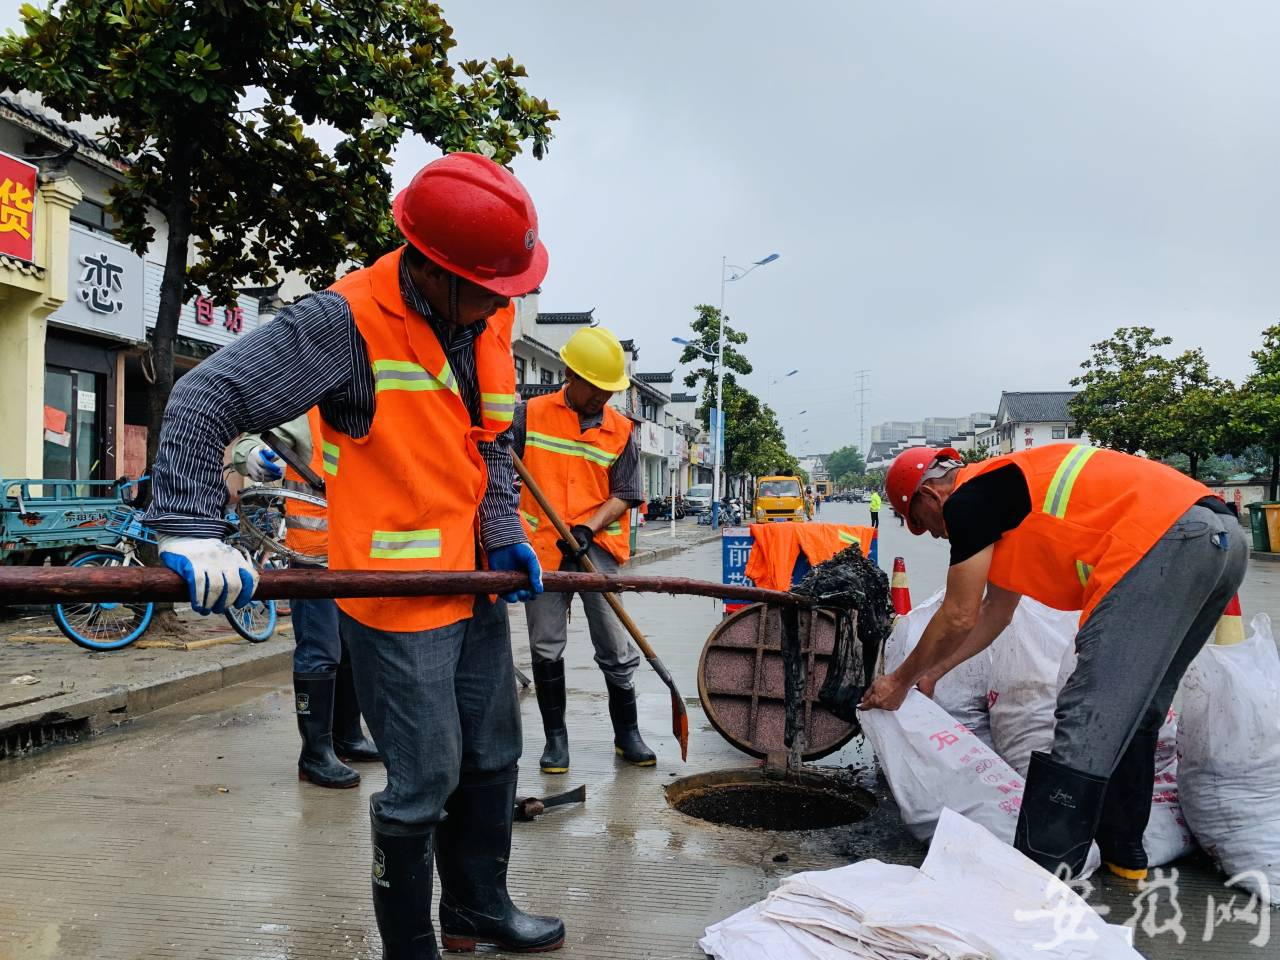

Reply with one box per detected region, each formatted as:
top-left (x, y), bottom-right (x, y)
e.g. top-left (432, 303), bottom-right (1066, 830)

top-left (487, 542), bottom-right (544, 604)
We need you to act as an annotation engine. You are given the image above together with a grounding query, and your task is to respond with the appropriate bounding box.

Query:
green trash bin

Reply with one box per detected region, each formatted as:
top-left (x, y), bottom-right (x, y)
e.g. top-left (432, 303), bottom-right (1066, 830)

top-left (1248, 502), bottom-right (1273, 551)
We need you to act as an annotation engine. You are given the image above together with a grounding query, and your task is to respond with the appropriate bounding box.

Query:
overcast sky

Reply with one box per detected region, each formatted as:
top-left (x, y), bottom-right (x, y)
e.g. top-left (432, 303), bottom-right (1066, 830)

top-left (6, 1), bottom-right (1279, 455)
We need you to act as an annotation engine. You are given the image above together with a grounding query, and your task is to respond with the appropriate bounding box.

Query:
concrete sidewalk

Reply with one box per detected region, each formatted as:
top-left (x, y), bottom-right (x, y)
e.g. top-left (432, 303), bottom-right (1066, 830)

top-left (0, 607), bottom-right (295, 759)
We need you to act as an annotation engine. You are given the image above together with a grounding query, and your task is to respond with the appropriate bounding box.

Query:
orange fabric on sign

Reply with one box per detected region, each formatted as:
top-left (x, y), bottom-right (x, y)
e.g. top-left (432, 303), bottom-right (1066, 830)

top-left (953, 444), bottom-right (1210, 622)
top-left (283, 406), bottom-right (328, 557)
top-left (744, 522), bottom-right (876, 591)
top-left (323, 247), bottom-right (517, 632)
top-left (519, 389), bottom-right (632, 570)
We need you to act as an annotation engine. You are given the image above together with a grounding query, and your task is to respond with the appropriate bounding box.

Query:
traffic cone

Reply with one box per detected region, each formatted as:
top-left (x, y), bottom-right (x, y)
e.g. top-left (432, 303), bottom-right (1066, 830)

top-left (1214, 593), bottom-right (1245, 646)
top-left (891, 556), bottom-right (912, 616)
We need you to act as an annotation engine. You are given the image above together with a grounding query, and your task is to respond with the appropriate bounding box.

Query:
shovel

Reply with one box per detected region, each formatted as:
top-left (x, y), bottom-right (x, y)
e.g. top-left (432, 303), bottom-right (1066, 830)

top-left (512, 453), bottom-right (689, 761)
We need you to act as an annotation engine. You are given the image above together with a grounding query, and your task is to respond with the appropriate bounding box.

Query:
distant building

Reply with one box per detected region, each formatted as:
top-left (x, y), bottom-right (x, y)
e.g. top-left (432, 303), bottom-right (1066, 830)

top-left (979, 391), bottom-right (1085, 454)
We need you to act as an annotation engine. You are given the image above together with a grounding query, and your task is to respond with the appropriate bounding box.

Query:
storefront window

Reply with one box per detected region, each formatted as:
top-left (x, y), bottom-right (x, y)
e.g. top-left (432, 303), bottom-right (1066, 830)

top-left (43, 367), bottom-right (102, 484)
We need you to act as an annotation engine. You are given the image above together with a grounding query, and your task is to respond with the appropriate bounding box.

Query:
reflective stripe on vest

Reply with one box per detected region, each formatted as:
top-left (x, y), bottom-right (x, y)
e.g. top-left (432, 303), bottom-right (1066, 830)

top-left (838, 530), bottom-right (861, 547)
top-left (286, 514), bottom-right (328, 532)
top-left (1076, 559), bottom-right (1093, 587)
top-left (604, 520), bottom-right (622, 536)
top-left (372, 358), bottom-right (458, 395)
top-left (370, 528), bottom-right (442, 560)
top-left (481, 392), bottom-right (516, 424)
top-left (1043, 445), bottom-right (1099, 520)
top-left (521, 510), bottom-right (539, 530)
top-left (525, 430), bottom-right (621, 468)
top-left (322, 440), bottom-right (339, 477)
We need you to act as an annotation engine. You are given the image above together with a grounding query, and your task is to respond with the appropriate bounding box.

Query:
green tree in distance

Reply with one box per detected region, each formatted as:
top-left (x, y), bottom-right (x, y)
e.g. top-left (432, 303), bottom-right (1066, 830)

top-left (678, 304), bottom-right (752, 403)
top-left (0, 0), bottom-right (557, 472)
top-left (1231, 324), bottom-right (1280, 498)
top-left (825, 445), bottom-right (865, 485)
top-left (1069, 327), bottom-right (1177, 455)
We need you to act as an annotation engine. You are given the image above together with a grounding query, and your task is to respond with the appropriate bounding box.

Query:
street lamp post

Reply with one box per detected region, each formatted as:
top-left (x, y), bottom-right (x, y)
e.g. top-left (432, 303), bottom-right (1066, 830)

top-left (711, 252), bottom-right (779, 529)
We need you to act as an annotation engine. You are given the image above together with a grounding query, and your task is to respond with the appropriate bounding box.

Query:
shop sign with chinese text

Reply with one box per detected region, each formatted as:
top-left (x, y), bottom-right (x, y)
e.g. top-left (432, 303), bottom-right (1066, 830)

top-left (47, 225), bottom-right (146, 341)
top-left (0, 151), bottom-right (37, 262)
top-left (144, 260), bottom-right (260, 347)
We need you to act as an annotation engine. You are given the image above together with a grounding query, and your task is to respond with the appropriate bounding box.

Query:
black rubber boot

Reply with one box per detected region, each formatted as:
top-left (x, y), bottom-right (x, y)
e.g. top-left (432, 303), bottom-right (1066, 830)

top-left (532, 659), bottom-right (570, 775)
top-left (371, 818), bottom-right (441, 960)
top-left (437, 769), bottom-right (565, 953)
top-left (605, 679), bottom-right (657, 767)
top-left (294, 672), bottom-right (360, 789)
top-left (1014, 751), bottom-right (1108, 879)
top-left (1096, 729), bottom-right (1158, 880)
top-left (333, 644), bottom-right (380, 763)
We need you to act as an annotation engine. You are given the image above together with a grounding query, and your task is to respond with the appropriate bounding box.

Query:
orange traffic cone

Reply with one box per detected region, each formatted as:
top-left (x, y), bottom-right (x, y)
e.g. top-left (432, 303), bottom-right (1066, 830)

top-left (1214, 593), bottom-right (1245, 646)
top-left (891, 556), bottom-right (912, 616)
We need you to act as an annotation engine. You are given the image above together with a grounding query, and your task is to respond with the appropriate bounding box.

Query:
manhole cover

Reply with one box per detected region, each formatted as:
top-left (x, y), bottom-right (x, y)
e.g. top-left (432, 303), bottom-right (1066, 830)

top-left (697, 603), bottom-right (857, 761)
top-left (666, 768), bottom-right (873, 831)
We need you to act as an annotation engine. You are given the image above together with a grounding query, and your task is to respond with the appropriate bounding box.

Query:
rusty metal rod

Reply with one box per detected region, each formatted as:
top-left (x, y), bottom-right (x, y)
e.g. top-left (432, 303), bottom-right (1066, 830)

top-left (0, 566), bottom-right (815, 607)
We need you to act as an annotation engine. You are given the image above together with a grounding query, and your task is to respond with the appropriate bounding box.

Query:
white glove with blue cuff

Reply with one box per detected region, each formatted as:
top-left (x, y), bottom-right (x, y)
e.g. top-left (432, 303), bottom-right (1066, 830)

top-left (158, 535), bottom-right (259, 614)
top-left (246, 445), bottom-right (284, 482)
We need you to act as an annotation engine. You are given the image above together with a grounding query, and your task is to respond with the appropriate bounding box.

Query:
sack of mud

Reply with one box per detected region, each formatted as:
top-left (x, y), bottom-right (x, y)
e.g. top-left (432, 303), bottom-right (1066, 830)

top-left (1177, 613), bottom-right (1280, 903)
top-left (859, 688), bottom-right (1024, 843)
top-left (1144, 708), bottom-right (1196, 867)
top-left (883, 588), bottom-right (993, 748)
top-left (986, 598), bottom-right (1079, 776)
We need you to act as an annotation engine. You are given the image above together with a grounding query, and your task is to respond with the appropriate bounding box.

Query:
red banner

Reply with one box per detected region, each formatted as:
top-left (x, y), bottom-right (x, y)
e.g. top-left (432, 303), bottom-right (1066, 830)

top-left (0, 151), bottom-right (38, 262)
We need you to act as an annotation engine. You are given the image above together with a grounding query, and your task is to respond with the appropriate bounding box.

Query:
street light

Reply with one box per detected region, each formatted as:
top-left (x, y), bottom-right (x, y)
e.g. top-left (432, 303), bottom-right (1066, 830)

top-left (712, 252), bottom-right (780, 529)
top-left (767, 369), bottom-right (799, 408)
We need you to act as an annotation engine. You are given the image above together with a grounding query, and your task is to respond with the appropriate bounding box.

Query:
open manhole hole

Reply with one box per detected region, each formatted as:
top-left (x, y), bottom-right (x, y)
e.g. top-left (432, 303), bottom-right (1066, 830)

top-left (666, 768), bottom-right (873, 831)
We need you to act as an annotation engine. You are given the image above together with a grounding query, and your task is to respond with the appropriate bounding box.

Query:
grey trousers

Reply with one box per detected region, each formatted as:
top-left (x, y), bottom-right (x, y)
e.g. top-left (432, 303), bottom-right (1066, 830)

top-left (525, 544), bottom-right (642, 687)
top-left (340, 598), bottom-right (521, 833)
top-left (1052, 504), bottom-right (1248, 777)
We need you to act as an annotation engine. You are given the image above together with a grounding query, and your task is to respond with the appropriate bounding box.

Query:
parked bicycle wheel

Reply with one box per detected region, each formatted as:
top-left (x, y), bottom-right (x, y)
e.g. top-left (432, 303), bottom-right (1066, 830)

top-left (53, 550), bottom-right (154, 651)
top-left (224, 597), bottom-right (277, 643)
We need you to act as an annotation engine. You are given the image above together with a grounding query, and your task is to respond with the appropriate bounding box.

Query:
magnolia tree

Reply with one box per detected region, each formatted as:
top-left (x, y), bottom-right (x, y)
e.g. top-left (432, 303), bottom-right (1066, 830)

top-left (0, 0), bottom-right (557, 468)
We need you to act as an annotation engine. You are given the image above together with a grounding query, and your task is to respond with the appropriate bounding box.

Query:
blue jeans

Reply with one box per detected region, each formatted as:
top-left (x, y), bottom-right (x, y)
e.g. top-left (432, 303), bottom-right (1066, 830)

top-left (340, 598), bottom-right (521, 833)
top-left (290, 597), bottom-right (342, 674)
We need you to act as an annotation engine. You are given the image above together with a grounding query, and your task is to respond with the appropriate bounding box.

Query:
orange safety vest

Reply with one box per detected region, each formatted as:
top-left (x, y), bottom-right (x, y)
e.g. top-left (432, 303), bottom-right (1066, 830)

top-left (953, 444), bottom-right (1211, 622)
top-left (282, 406), bottom-right (330, 559)
top-left (519, 389), bottom-right (632, 570)
top-left (322, 247), bottom-right (518, 632)
top-left (744, 522), bottom-right (875, 592)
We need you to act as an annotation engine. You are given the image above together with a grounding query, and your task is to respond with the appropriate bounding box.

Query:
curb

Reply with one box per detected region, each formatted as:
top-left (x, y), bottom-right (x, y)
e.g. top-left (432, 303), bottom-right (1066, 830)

top-left (1251, 550), bottom-right (1280, 563)
top-left (0, 642), bottom-right (291, 758)
top-left (629, 528), bottom-right (721, 567)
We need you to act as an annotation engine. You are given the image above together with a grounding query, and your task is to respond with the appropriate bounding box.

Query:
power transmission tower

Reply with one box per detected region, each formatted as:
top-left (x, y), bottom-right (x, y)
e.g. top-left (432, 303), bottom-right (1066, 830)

top-left (852, 369), bottom-right (870, 459)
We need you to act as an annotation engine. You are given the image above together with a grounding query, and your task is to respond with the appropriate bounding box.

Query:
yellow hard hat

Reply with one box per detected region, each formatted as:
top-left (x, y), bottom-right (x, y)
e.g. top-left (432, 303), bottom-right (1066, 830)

top-left (560, 326), bottom-right (630, 392)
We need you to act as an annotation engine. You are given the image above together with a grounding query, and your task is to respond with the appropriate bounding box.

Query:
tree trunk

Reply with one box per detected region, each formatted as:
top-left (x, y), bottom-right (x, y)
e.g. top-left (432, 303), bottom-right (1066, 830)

top-left (1271, 452), bottom-right (1279, 502)
top-left (144, 141), bottom-right (195, 637)
top-left (1188, 453), bottom-right (1199, 479)
top-left (145, 142), bottom-right (195, 477)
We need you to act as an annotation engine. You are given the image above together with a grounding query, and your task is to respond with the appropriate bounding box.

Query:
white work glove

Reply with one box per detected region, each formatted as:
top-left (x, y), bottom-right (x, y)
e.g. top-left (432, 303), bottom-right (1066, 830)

top-left (246, 445), bottom-right (284, 482)
top-left (158, 535), bottom-right (259, 615)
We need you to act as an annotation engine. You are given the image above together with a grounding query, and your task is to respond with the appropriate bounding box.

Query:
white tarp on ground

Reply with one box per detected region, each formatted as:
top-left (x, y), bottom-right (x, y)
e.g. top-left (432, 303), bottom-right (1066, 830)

top-left (700, 809), bottom-right (1140, 960)
top-left (1178, 613), bottom-right (1280, 904)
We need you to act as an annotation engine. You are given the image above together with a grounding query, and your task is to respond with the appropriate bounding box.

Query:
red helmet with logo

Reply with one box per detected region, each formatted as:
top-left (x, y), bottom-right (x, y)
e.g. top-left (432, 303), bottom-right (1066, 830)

top-left (886, 446), bottom-right (962, 534)
top-left (392, 152), bottom-right (549, 297)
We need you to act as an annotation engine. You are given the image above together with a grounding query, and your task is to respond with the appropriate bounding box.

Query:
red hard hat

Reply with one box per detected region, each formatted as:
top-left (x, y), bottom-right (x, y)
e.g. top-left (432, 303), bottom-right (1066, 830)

top-left (392, 152), bottom-right (549, 297)
top-left (886, 446), bottom-right (961, 534)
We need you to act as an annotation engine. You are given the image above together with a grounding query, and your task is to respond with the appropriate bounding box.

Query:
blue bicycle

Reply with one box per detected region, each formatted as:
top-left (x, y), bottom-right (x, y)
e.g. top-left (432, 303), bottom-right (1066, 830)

top-left (53, 507), bottom-right (279, 651)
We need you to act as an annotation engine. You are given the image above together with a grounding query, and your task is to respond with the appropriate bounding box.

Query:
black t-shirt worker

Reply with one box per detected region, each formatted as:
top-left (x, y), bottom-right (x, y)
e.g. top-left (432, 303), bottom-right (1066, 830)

top-left (860, 444), bottom-right (1245, 882)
